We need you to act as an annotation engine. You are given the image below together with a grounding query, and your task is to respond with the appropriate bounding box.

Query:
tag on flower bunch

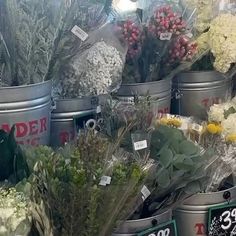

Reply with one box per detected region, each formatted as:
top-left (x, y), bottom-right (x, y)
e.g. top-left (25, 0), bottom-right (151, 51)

top-left (191, 123), bottom-right (203, 133)
top-left (99, 176), bottom-right (112, 186)
top-left (160, 32), bottom-right (172, 41)
top-left (132, 132), bottom-right (149, 151)
top-left (71, 25), bottom-right (88, 41)
top-left (141, 185), bottom-right (151, 201)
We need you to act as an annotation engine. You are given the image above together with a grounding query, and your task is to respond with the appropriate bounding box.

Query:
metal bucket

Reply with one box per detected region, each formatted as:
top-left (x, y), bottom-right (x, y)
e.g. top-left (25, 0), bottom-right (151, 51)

top-left (113, 209), bottom-right (172, 236)
top-left (174, 186), bottom-right (236, 236)
top-left (0, 80), bottom-right (52, 146)
top-left (116, 79), bottom-right (172, 115)
top-left (50, 97), bottom-right (96, 147)
top-left (171, 71), bottom-right (233, 119)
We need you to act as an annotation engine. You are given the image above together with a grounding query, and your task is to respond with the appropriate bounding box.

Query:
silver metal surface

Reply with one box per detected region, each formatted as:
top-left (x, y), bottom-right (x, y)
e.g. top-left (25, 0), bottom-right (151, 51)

top-left (116, 79), bottom-right (172, 115)
top-left (0, 80), bottom-right (52, 146)
top-left (113, 209), bottom-right (172, 235)
top-left (174, 186), bottom-right (236, 236)
top-left (171, 71), bottom-right (233, 119)
top-left (50, 97), bottom-right (96, 147)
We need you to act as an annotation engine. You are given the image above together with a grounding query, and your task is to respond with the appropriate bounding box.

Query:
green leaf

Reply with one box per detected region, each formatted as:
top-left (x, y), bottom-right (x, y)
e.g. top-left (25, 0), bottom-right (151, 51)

top-left (157, 169), bottom-right (170, 188)
top-left (179, 140), bottom-right (198, 156)
top-left (224, 106), bottom-right (236, 119)
top-left (159, 147), bottom-right (173, 168)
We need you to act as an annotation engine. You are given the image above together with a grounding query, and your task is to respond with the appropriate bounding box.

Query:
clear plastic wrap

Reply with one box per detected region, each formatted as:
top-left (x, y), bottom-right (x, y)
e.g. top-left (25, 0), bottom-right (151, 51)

top-left (0, 0), bottom-right (111, 87)
top-left (118, 0), bottom-right (198, 83)
top-left (54, 23), bottom-right (128, 99)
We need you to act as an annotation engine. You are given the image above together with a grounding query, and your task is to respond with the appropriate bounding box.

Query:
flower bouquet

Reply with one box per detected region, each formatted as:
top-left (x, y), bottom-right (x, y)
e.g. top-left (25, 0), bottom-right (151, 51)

top-left (27, 127), bottom-right (153, 236)
top-left (0, 0), bottom-right (112, 89)
top-left (116, 0), bottom-right (199, 83)
top-left (0, 187), bottom-right (31, 236)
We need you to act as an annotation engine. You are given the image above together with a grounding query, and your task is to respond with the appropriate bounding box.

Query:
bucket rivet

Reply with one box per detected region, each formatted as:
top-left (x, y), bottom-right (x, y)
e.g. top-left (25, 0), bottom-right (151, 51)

top-left (151, 219), bottom-right (158, 226)
top-left (223, 191), bottom-right (231, 201)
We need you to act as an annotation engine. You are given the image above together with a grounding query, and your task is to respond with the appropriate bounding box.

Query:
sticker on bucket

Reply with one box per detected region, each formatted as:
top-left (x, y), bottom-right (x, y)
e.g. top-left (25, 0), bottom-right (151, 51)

top-left (137, 220), bottom-right (178, 236)
top-left (208, 203), bottom-right (236, 236)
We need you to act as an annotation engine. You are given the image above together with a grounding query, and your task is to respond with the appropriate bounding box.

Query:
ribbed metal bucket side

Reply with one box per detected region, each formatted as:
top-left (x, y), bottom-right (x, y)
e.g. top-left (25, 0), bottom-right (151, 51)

top-left (171, 71), bottom-right (233, 119)
top-left (174, 186), bottom-right (236, 236)
top-left (113, 209), bottom-right (172, 235)
top-left (0, 80), bottom-right (52, 146)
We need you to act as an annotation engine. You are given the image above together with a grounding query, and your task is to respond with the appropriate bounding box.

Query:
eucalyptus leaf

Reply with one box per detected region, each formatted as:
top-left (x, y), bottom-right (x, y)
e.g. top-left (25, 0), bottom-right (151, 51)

top-left (184, 181), bottom-right (202, 195)
top-left (159, 147), bottom-right (173, 168)
top-left (179, 140), bottom-right (198, 156)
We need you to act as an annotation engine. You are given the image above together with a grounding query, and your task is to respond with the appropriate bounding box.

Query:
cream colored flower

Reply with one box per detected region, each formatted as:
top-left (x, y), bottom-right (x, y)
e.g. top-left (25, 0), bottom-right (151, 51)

top-left (222, 113), bottom-right (236, 135)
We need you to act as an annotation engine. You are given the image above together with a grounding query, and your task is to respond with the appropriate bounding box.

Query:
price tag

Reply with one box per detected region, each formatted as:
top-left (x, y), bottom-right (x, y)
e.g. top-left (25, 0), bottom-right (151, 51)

top-left (191, 123), bottom-right (203, 133)
top-left (160, 32), bottom-right (172, 41)
top-left (137, 220), bottom-right (178, 236)
top-left (134, 140), bottom-right (148, 151)
top-left (71, 25), bottom-right (88, 41)
top-left (96, 105), bottom-right (101, 114)
top-left (208, 203), bottom-right (236, 236)
top-left (119, 97), bottom-right (135, 105)
top-left (141, 185), bottom-right (151, 201)
top-left (99, 176), bottom-right (112, 186)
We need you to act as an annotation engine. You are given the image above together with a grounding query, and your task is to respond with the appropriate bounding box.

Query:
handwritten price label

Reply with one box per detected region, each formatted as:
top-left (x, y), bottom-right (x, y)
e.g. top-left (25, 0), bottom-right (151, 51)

top-left (160, 32), bottom-right (172, 41)
top-left (208, 203), bottom-right (236, 236)
top-left (71, 25), bottom-right (88, 41)
top-left (138, 220), bottom-right (178, 236)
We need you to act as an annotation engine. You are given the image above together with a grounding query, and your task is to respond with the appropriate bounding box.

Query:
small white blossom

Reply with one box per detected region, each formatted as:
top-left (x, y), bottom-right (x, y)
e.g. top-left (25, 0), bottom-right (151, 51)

top-left (58, 41), bottom-right (124, 98)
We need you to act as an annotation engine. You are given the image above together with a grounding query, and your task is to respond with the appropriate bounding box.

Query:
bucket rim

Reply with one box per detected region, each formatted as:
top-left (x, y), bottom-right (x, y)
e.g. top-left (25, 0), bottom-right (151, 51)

top-left (0, 80), bottom-right (52, 90)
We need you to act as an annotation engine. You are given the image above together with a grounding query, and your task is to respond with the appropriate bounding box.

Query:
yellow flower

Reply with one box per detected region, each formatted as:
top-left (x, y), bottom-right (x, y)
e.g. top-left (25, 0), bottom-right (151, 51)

top-left (206, 123), bottom-right (218, 134)
top-left (226, 134), bottom-right (236, 143)
top-left (216, 124), bottom-right (223, 134)
top-left (170, 118), bottom-right (182, 128)
top-left (159, 118), bottom-right (169, 125)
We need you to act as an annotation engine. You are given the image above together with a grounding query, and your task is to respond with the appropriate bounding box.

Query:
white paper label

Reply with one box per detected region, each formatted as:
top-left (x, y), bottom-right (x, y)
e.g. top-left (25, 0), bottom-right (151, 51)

top-left (141, 185), bottom-right (151, 201)
top-left (71, 25), bottom-right (88, 41)
top-left (99, 176), bottom-right (111, 186)
top-left (134, 140), bottom-right (147, 151)
top-left (120, 97), bottom-right (135, 104)
top-left (192, 123), bottom-right (203, 133)
top-left (96, 105), bottom-right (101, 114)
top-left (160, 32), bottom-right (172, 41)
top-left (186, 32), bottom-right (193, 38)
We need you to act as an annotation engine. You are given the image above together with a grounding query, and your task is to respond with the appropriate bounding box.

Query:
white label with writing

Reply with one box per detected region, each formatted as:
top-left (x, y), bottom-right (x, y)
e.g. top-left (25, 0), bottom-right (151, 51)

top-left (192, 123), bottom-right (203, 133)
top-left (141, 185), bottom-right (151, 201)
top-left (134, 140), bottom-right (147, 151)
top-left (160, 32), bottom-right (172, 41)
top-left (99, 176), bottom-right (111, 186)
top-left (71, 25), bottom-right (88, 41)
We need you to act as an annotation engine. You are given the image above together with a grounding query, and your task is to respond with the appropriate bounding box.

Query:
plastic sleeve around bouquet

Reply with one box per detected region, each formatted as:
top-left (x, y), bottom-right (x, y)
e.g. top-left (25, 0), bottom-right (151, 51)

top-left (29, 130), bottom-right (154, 236)
top-left (133, 125), bottom-right (218, 217)
top-left (0, 0), bottom-right (111, 87)
top-left (54, 23), bottom-right (128, 99)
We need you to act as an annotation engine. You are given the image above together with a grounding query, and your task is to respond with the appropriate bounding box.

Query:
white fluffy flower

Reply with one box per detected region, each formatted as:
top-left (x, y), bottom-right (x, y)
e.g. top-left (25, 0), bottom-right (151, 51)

top-left (58, 41), bottom-right (124, 98)
top-left (208, 102), bottom-right (236, 123)
top-left (222, 113), bottom-right (236, 135)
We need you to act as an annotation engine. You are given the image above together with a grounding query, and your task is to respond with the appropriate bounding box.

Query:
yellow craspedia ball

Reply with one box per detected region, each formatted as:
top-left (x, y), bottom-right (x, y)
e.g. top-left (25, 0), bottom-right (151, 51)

top-left (160, 118), bottom-right (169, 125)
top-left (216, 124), bottom-right (223, 134)
top-left (207, 123), bottom-right (218, 134)
top-left (171, 118), bottom-right (182, 128)
top-left (226, 134), bottom-right (236, 143)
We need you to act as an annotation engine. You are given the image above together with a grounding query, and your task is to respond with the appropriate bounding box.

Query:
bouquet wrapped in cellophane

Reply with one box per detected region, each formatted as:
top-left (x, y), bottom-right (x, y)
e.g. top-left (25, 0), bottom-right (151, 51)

top-left (0, 0), bottom-right (112, 87)
top-left (114, 0), bottom-right (202, 83)
top-left (28, 113), bottom-right (154, 236)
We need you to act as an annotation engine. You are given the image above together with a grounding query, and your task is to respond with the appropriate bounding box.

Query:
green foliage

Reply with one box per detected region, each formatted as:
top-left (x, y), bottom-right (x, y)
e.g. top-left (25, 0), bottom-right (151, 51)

top-left (149, 125), bottom-right (212, 199)
top-left (29, 131), bottom-right (147, 236)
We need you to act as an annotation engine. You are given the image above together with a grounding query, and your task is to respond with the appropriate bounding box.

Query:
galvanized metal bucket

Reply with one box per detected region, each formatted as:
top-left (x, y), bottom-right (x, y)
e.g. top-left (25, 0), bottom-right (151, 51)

top-left (0, 80), bottom-right (52, 146)
top-left (174, 186), bottom-right (236, 236)
top-left (50, 97), bottom-right (97, 147)
top-left (113, 209), bottom-right (172, 236)
top-left (171, 71), bottom-right (233, 119)
top-left (116, 79), bottom-right (172, 115)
